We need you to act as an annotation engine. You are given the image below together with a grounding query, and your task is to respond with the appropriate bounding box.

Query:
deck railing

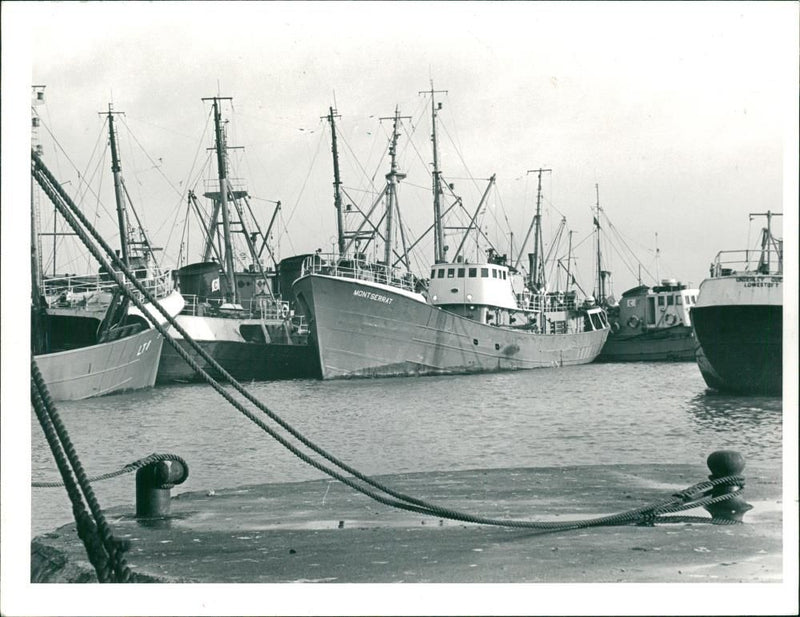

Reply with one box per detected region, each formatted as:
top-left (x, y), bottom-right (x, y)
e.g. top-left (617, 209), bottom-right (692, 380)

top-left (711, 247), bottom-right (783, 277)
top-left (516, 291), bottom-right (578, 313)
top-left (179, 293), bottom-right (304, 326)
top-left (301, 254), bottom-right (418, 293)
top-left (43, 268), bottom-right (174, 305)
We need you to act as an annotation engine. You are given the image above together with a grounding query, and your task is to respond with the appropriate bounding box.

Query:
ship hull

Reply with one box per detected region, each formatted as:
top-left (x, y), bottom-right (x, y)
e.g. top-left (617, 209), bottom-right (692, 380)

top-left (597, 326), bottom-right (695, 362)
top-left (293, 274), bottom-right (609, 379)
top-left (691, 275), bottom-right (782, 395)
top-left (34, 329), bottom-right (164, 401)
top-left (156, 314), bottom-right (319, 383)
top-left (692, 305), bottom-right (782, 395)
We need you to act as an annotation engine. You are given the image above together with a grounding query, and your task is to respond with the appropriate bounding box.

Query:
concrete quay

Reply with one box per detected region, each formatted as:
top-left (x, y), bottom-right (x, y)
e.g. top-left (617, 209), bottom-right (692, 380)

top-left (32, 462), bottom-right (783, 585)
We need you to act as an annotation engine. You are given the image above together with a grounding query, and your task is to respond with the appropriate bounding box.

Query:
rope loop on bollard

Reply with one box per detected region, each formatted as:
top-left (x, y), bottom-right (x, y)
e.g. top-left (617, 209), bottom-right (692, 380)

top-left (33, 453), bottom-right (189, 488)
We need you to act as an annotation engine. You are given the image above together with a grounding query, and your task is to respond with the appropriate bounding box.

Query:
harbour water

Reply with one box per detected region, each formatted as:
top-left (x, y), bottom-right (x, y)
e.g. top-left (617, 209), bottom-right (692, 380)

top-left (31, 362), bottom-right (783, 536)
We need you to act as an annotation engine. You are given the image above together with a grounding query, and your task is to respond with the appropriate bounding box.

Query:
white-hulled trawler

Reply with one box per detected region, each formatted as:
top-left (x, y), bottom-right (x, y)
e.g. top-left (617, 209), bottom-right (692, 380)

top-left (691, 212), bottom-right (782, 395)
top-left (294, 252), bottom-right (609, 379)
top-left (31, 103), bottom-right (184, 400)
top-left (293, 92), bottom-right (609, 379)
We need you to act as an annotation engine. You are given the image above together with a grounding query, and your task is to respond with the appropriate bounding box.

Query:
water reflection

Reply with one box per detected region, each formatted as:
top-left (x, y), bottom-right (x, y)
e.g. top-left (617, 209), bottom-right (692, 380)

top-left (684, 391), bottom-right (782, 461)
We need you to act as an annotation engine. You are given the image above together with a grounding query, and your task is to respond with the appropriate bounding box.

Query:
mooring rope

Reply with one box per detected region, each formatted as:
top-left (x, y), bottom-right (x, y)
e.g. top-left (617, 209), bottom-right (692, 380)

top-left (32, 453), bottom-right (188, 488)
top-left (31, 360), bottom-right (132, 582)
top-left (32, 149), bottom-right (746, 534)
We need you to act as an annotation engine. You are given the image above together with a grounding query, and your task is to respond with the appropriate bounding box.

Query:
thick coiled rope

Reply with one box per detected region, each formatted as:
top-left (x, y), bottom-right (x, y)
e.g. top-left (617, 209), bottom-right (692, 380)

top-left (32, 149), bottom-right (745, 534)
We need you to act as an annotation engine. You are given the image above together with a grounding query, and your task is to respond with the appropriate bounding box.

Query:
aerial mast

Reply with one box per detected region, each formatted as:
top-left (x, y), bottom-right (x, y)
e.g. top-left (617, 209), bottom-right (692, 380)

top-left (31, 86), bottom-right (46, 304)
top-left (325, 107), bottom-right (346, 256)
top-left (203, 96), bottom-right (238, 303)
top-left (566, 229), bottom-right (574, 292)
top-left (420, 82), bottom-right (448, 263)
top-left (528, 168), bottom-right (551, 292)
top-left (379, 107), bottom-right (409, 268)
top-left (105, 104), bottom-right (131, 266)
top-left (593, 183), bottom-right (604, 303)
top-left (749, 210), bottom-right (783, 272)
top-left (592, 184), bottom-right (612, 303)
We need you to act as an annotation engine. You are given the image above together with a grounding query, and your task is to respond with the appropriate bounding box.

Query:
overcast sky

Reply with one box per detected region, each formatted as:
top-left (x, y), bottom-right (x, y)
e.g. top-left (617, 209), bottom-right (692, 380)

top-left (5, 0), bottom-right (797, 296)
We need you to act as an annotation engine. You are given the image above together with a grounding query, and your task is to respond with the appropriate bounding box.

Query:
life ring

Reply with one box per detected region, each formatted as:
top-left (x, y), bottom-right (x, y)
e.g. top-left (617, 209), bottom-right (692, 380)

top-left (281, 304), bottom-right (290, 319)
top-left (627, 315), bottom-right (640, 329)
top-left (611, 321), bottom-right (621, 333)
top-left (664, 313), bottom-right (678, 326)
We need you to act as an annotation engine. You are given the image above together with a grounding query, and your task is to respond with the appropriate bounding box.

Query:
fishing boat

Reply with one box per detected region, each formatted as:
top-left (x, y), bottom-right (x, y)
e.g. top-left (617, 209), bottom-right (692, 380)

top-left (691, 211), bottom-right (783, 395)
top-left (293, 93), bottom-right (609, 379)
top-left (590, 187), bottom-right (699, 362)
top-left (31, 102), bottom-right (184, 400)
top-left (599, 280), bottom-right (699, 361)
top-left (156, 96), bottom-right (318, 383)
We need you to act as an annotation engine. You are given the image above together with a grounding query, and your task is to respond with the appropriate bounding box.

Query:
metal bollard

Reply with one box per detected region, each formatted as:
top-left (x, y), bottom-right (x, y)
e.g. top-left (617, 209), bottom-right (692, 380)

top-left (135, 460), bottom-right (187, 519)
top-left (703, 450), bottom-right (753, 522)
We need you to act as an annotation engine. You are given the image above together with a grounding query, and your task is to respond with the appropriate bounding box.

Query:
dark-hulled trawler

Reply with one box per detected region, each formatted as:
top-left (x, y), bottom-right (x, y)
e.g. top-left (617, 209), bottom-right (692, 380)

top-left (691, 211), bottom-right (783, 395)
top-left (156, 96), bottom-right (318, 383)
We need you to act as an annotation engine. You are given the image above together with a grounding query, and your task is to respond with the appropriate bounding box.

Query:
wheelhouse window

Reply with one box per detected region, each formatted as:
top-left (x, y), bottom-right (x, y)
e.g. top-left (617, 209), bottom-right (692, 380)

top-left (481, 268), bottom-right (489, 278)
top-left (430, 269), bottom-right (436, 279)
top-left (492, 269), bottom-right (497, 278)
top-left (502, 271), bottom-right (507, 280)
top-left (667, 295), bottom-right (675, 306)
top-left (457, 268), bottom-right (465, 278)
top-left (437, 270), bottom-right (445, 279)
top-left (468, 268), bottom-right (477, 278)
top-left (658, 296), bottom-right (665, 306)
top-left (676, 295), bottom-right (683, 305)
top-left (447, 268), bottom-right (455, 278)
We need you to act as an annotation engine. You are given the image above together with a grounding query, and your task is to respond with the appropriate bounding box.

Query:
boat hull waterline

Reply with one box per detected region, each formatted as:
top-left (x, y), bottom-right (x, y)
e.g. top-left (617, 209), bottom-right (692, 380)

top-left (294, 274), bottom-right (609, 379)
top-left (156, 314), bottom-right (319, 383)
top-left (597, 326), bottom-right (695, 362)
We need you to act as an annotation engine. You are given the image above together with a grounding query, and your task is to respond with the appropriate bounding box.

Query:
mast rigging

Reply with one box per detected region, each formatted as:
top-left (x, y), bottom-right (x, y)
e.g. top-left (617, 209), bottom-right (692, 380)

top-left (420, 83), bottom-right (448, 263)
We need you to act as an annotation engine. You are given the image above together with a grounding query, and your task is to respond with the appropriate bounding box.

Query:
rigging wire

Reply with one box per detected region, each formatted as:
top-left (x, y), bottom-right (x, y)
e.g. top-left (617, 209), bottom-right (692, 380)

top-left (277, 124), bottom-right (326, 237)
top-left (33, 151), bottom-right (748, 536)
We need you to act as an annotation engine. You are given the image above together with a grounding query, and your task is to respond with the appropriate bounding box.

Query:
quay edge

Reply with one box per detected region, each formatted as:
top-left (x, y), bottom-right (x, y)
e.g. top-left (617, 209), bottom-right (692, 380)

top-left (31, 462), bottom-right (782, 585)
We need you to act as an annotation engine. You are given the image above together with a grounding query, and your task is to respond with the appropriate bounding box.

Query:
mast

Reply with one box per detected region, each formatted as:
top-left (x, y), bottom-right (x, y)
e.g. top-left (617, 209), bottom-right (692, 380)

top-left (452, 174), bottom-right (496, 261)
top-left (750, 210), bottom-right (783, 273)
top-left (256, 200), bottom-right (281, 264)
top-left (203, 96), bottom-right (237, 303)
top-left (592, 184), bottom-right (613, 303)
top-left (325, 107), bottom-right (346, 256)
top-left (106, 105), bottom-right (130, 266)
top-left (566, 230), bottom-right (574, 292)
top-left (654, 232), bottom-right (660, 284)
top-left (31, 86), bottom-right (46, 299)
top-left (420, 83), bottom-right (447, 263)
top-left (593, 183), bottom-right (603, 302)
top-left (527, 168), bottom-right (551, 292)
top-left (380, 107), bottom-right (409, 267)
